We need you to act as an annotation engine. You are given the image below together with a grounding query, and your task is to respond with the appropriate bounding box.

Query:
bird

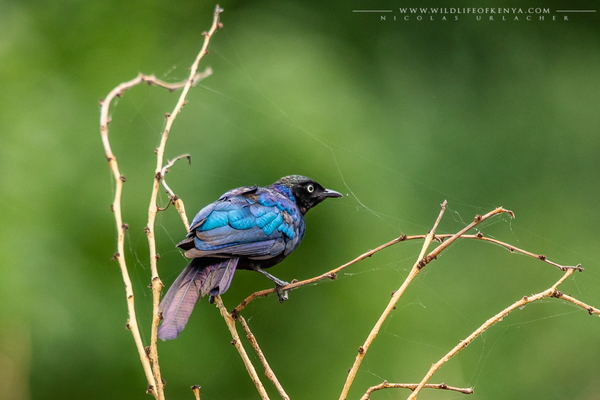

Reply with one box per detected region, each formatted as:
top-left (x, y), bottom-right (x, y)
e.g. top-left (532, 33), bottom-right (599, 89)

top-left (158, 175), bottom-right (342, 341)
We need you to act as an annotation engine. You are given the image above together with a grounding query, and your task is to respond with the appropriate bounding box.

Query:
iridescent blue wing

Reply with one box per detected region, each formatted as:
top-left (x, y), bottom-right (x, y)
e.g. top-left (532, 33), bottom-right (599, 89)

top-left (183, 187), bottom-right (301, 259)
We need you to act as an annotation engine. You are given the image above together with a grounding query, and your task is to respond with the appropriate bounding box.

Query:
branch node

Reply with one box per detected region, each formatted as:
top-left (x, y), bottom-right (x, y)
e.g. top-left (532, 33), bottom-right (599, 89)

top-left (111, 253), bottom-right (119, 261)
top-left (538, 254), bottom-right (546, 261)
top-left (146, 385), bottom-right (154, 394)
top-left (231, 339), bottom-right (237, 346)
top-left (552, 290), bottom-right (564, 298)
top-left (155, 254), bottom-right (160, 261)
top-left (121, 223), bottom-right (129, 231)
top-left (358, 346), bottom-right (365, 355)
top-left (474, 214), bottom-right (482, 222)
top-left (119, 175), bottom-right (126, 182)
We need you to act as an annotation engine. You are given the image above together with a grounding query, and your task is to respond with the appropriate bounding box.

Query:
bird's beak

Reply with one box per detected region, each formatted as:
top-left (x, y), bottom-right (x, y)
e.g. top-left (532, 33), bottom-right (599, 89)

top-left (323, 188), bottom-right (343, 198)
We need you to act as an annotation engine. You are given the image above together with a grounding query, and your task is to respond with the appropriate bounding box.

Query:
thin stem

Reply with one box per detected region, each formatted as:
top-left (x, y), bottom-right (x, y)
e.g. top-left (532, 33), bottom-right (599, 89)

top-left (145, 6), bottom-right (223, 396)
top-left (407, 269), bottom-right (576, 399)
top-left (339, 204), bottom-right (514, 400)
top-left (360, 380), bottom-right (473, 399)
top-left (100, 73), bottom-right (159, 400)
top-left (239, 316), bottom-right (290, 400)
top-left (233, 234), bottom-right (411, 317)
top-left (338, 200), bottom-right (449, 400)
top-left (160, 154), bottom-right (192, 231)
top-left (191, 385), bottom-right (201, 400)
top-left (213, 296), bottom-right (270, 400)
top-left (99, 6), bottom-right (222, 398)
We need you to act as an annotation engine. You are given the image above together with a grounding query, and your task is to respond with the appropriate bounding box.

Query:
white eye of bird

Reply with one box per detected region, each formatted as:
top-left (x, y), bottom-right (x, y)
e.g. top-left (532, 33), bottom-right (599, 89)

top-left (307, 184), bottom-right (314, 193)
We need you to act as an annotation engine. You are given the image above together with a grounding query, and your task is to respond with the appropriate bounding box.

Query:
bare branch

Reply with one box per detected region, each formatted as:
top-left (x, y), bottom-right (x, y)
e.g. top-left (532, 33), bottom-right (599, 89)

top-left (233, 234), bottom-right (411, 317)
top-left (99, 5), bottom-right (222, 398)
top-left (360, 380), bottom-right (473, 399)
top-left (161, 154), bottom-right (192, 231)
top-left (553, 290), bottom-right (600, 316)
top-left (239, 316), bottom-right (290, 400)
top-left (145, 6), bottom-right (223, 395)
top-left (339, 204), bottom-right (513, 400)
top-left (100, 6), bottom-right (595, 398)
top-left (191, 385), bottom-right (201, 400)
top-left (213, 296), bottom-right (270, 400)
top-left (400, 233), bottom-right (583, 272)
top-left (339, 200), bottom-right (450, 400)
top-left (407, 268), bottom-right (578, 399)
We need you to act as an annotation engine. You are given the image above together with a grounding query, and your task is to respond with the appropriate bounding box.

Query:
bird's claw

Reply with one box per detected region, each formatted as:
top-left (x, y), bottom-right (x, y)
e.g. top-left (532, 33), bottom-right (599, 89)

top-left (276, 283), bottom-right (289, 303)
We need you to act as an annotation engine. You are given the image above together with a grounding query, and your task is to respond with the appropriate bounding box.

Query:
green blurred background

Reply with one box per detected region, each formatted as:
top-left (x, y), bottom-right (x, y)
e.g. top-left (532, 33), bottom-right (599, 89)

top-left (1, 0), bottom-right (599, 399)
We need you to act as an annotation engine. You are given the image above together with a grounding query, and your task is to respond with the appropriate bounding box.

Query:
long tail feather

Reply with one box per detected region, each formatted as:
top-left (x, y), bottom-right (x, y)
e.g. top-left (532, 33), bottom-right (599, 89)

top-left (158, 258), bottom-right (238, 341)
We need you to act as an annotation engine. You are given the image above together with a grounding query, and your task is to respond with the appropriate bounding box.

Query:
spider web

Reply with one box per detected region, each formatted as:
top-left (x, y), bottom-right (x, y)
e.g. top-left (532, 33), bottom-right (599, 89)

top-left (113, 31), bottom-right (599, 397)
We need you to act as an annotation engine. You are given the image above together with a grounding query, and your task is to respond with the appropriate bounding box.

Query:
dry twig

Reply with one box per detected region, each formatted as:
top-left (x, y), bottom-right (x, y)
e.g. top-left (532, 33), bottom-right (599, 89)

top-left (406, 268), bottom-right (591, 399)
top-left (191, 385), bottom-right (201, 400)
top-left (99, 5), bottom-right (223, 399)
top-left (145, 10), bottom-right (223, 390)
top-left (239, 316), bottom-right (290, 400)
top-left (360, 380), bottom-right (474, 399)
top-left (160, 154), bottom-right (192, 231)
top-left (213, 296), bottom-right (270, 400)
top-left (100, 6), bottom-right (596, 400)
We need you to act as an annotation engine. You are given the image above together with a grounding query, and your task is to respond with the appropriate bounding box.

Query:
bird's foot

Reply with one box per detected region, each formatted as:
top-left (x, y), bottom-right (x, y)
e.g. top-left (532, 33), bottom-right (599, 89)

top-left (252, 265), bottom-right (290, 302)
top-left (276, 284), bottom-right (289, 303)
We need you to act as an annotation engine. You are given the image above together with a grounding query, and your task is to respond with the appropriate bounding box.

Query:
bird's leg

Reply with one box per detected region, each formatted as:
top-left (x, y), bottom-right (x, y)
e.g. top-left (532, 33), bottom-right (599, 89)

top-left (251, 265), bottom-right (289, 302)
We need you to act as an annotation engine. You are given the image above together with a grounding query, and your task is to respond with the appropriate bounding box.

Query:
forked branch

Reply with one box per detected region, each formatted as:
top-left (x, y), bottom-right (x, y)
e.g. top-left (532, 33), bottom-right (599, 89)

top-left (360, 380), bottom-right (474, 399)
top-left (100, 7), bottom-right (596, 400)
top-left (406, 268), bottom-right (596, 399)
top-left (99, 5), bottom-right (223, 399)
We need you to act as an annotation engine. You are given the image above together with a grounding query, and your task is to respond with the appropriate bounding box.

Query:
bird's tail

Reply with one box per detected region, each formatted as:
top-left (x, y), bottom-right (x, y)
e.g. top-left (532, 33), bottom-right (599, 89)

top-left (158, 257), bottom-right (238, 341)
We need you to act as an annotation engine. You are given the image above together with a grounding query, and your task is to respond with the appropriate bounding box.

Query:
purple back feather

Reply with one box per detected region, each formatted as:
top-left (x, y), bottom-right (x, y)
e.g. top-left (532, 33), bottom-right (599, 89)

top-left (158, 259), bottom-right (238, 341)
